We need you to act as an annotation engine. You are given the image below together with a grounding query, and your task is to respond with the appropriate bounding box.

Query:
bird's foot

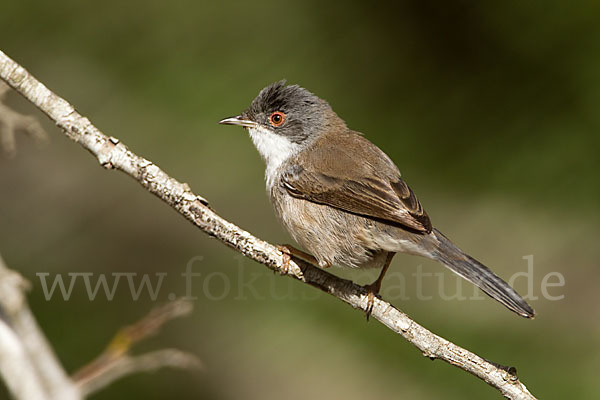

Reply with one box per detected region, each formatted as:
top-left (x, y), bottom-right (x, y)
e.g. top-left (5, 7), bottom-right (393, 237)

top-left (362, 281), bottom-right (382, 321)
top-left (362, 252), bottom-right (394, 321)
top-left (276, 245), bottom-right (292, 275)
top-left (276, 244), bottom-right (322, 274)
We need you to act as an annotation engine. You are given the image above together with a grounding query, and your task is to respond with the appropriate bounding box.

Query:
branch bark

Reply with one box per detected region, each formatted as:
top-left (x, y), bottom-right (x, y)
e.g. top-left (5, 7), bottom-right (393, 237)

top-left (0, 49), bottom-right (537, 400)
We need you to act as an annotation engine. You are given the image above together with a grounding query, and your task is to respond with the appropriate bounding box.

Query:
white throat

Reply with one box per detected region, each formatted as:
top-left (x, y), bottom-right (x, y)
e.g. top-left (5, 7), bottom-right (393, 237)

top-left (248, 126), bottom-right (299, 189)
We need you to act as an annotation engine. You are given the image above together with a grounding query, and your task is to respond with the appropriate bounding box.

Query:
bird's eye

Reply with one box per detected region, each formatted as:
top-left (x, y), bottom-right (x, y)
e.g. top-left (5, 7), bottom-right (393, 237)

top-left (269, 111), bottom-right (286, 127)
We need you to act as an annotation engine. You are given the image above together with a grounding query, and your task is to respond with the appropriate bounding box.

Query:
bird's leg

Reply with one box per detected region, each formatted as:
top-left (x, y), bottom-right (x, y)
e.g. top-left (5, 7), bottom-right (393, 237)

top-left (276, 244), bottom-right (323, 274)
top-left (364, 252), bottom-right (395, 320)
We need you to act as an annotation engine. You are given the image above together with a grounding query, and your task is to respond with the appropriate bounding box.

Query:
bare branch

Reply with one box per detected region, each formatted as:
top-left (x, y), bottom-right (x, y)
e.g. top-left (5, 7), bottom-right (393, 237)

top-left (0, 319), bottom-right (51, 400)
top-left (0, 251), bottom-right (199, 400)
top-left (0, 49), bottom-right (537, 400)
top-left (76, 350), bottom-right (200, 397)
top-left (73, 299), bottom-right (201, 396)
top-left (0, 81), bottom-right (47, 158)
top-left (0, 254), bottom-right (81, 400)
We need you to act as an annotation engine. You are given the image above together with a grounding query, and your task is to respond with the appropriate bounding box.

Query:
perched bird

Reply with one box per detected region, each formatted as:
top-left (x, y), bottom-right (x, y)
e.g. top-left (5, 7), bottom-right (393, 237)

top-left (219, 81), bottom-right (534, 319)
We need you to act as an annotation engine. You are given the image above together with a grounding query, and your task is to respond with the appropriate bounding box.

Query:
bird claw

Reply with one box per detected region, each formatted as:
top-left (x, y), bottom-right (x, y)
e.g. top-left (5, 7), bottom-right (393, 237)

top-left (276, 245), bottom-right (291, 275)
top-left (366, 293), bottom-right (375, 321)
top-left (363, 282), bottom-right (382, 321)
top-left (276, 244), bottom-right (322, 273)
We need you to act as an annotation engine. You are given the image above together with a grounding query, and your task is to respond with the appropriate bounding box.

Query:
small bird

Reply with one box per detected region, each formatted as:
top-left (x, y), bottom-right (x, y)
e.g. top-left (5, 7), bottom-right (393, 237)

top-left (219, 81), bottom-right (535, 319)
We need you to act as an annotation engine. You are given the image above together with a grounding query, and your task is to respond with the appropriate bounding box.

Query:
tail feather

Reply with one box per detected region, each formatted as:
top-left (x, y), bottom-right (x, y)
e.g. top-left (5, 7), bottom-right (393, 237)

top-left (431, 229), bottom-right (535, 319)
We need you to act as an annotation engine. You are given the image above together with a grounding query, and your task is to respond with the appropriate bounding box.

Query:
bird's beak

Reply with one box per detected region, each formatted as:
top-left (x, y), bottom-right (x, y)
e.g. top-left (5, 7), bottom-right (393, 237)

top-left (218, 115), bottom-right (257, 128)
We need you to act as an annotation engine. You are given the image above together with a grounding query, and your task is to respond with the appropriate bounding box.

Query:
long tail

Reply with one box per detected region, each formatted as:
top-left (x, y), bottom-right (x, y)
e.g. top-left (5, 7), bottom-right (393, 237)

top-left (431, 229), bottom-right (535, 318)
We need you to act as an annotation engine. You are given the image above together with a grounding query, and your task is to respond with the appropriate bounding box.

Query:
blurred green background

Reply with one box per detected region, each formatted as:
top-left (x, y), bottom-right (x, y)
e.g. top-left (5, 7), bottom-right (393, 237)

top-left (1, 1), bottom-right (599, 399)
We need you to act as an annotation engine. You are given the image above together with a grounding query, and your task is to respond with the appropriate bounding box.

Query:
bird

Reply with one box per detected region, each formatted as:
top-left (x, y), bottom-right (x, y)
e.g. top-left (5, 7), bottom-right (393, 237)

top-left (219, 80), bottom-right (535, 319)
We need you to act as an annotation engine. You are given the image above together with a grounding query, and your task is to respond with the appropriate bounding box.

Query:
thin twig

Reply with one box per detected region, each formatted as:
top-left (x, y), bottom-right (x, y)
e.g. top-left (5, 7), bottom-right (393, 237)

top-left (72, 299), bottom-right (200, 396)
top-left (0, 81), bottom-right (47, 157)
top-left (76, 350), bottom-right (200, 397)
top-left (0, 49), bottom-right (537, 400)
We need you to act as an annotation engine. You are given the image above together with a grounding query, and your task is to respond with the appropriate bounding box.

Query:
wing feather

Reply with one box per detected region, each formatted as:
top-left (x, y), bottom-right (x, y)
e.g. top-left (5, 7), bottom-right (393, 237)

top-left (281, 131), bottom-right (432, 233)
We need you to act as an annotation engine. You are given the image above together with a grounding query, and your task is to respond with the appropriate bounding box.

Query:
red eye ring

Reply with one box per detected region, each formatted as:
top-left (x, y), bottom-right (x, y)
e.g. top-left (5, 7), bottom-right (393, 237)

top-left (269, 111), bottom-right (286, 127)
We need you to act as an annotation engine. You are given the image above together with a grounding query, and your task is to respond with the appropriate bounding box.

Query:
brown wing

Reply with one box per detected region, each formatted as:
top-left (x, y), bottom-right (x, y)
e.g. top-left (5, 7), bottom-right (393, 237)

top-left (281, 130), bottom-right (432, 233)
